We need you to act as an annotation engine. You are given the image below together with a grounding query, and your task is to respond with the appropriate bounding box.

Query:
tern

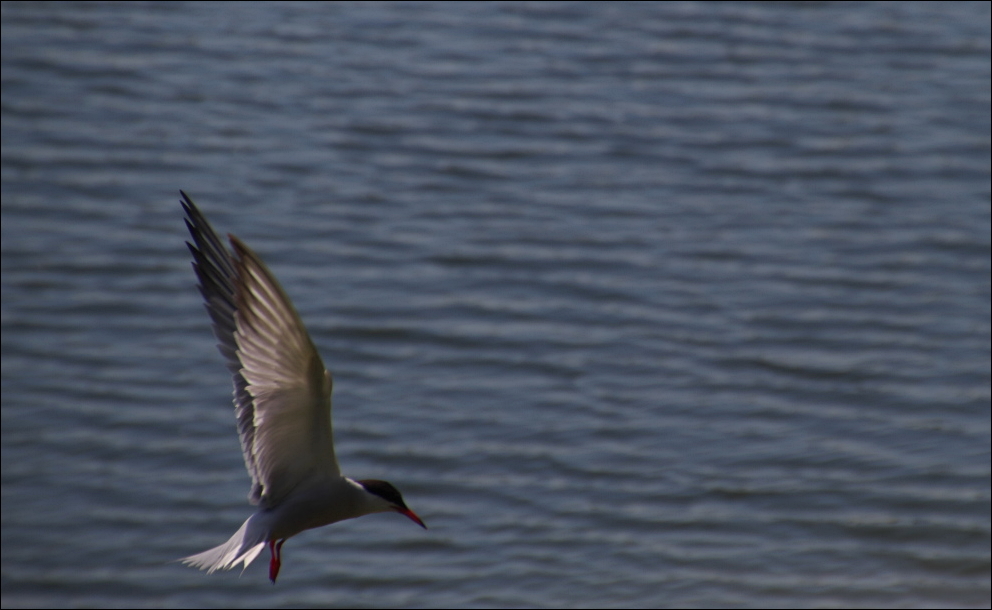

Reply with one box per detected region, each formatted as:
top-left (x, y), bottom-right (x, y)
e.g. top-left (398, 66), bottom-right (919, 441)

top-left (178, 191), bottom-right (425, 583)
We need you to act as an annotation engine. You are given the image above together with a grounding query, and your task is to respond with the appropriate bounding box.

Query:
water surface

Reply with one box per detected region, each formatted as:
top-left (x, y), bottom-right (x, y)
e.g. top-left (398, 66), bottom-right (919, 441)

top-left (2, 2), bottom-right (989, 607)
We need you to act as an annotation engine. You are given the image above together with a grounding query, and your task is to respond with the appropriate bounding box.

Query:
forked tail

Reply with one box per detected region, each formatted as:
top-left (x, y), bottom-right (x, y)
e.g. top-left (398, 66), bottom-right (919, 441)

top-left (181, 514), bottom-right (267, 574)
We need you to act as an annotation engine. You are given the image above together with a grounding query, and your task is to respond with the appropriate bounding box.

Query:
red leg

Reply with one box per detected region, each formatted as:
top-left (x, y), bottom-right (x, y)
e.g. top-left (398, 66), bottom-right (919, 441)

top-left (268, 539), bottom-right (285, 583)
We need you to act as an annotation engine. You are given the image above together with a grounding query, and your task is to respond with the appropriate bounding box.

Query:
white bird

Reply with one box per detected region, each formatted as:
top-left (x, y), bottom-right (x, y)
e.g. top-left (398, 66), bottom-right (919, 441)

top-left (178, 191), bottom-right (425, 583)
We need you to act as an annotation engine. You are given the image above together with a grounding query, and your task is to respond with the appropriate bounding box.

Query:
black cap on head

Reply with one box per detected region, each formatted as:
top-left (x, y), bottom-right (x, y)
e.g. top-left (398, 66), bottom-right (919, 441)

top-left (357, 479), bottom-right (409, 508)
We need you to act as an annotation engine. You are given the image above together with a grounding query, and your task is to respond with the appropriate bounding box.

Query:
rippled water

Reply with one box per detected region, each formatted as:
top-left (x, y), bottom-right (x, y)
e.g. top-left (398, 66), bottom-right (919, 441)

top-left (2, 2), bottom-right (989, 607)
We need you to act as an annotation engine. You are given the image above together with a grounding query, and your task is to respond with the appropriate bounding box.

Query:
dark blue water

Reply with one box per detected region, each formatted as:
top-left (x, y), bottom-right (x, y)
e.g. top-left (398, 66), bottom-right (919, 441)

top-left (2, 2), bottom-right (989, 607)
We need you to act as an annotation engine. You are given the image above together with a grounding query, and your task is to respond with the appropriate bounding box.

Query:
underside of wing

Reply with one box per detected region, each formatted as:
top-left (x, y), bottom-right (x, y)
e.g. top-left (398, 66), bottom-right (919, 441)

top-left (230, 235), bottom-right (338, 504)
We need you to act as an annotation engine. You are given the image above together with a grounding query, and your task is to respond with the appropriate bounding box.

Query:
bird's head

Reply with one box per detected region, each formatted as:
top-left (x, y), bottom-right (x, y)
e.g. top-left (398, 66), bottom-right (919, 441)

top-left (356, 479), bottom-right (427, 529)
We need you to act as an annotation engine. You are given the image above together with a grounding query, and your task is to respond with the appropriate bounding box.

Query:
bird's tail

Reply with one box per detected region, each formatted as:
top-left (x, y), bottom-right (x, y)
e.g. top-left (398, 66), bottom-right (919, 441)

top-left (181, 514), bottom-right (267, 574)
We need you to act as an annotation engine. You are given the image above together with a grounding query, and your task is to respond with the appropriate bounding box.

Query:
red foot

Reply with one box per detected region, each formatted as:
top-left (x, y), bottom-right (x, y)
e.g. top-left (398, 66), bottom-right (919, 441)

top-left (268, 539), bottom-right (285, 583)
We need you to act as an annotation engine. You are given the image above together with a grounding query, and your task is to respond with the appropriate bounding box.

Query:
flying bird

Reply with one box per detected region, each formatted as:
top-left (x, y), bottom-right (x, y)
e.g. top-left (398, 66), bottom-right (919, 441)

top-left (179, 191), bottom-right (425, 583)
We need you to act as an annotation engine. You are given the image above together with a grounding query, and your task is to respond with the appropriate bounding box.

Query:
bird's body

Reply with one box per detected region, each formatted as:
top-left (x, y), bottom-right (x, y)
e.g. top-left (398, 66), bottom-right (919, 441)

top-left (178, 191), bottom-right (424, 582)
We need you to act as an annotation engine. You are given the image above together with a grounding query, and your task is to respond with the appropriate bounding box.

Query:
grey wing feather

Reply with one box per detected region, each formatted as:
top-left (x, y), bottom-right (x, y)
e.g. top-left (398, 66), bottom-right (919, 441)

top-left (182, 192), bottom-right (264, 503)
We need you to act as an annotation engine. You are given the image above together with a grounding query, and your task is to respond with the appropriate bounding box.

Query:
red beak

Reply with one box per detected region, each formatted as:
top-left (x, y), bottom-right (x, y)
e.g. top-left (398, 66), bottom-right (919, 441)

top-left (398, 507), bottom-right (427, 529)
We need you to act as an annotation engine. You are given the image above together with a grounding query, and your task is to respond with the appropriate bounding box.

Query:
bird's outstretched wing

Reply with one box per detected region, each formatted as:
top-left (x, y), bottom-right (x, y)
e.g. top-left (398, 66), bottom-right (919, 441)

top-left (182, 191), bottom-right (338, 507)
